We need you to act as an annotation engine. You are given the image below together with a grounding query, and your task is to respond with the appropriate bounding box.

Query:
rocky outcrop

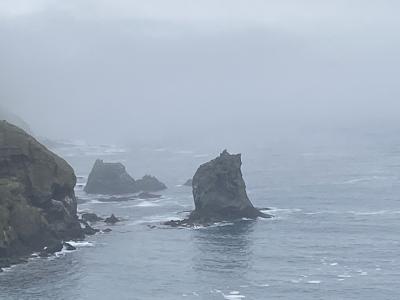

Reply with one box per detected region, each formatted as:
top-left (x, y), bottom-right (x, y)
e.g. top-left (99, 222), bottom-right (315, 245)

top-left (84, 160), bottom-right (138, 194)
top-left (183, 178), bottom-right (192, 187)
top-left (138, 192), bottom-right (161, 199)
top-left (84, 160), bottom-right (167, 194)
top-left (81, 212), bottom-right (103, 223)
top-left (104, 214), bottom-right (120, 224)
top-left (165, 150), bottom-right (269, 226)
top-left (135, 175), bottom-right (167, 192)
top-left (0, 121), bottom-right (83, 265)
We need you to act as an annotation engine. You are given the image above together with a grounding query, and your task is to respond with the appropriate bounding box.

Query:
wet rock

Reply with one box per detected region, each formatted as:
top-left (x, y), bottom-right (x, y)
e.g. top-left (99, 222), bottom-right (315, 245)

top-left (81, 212), bottom-right (103, 223)
top-left (104, 214), bottom-right (120, 224)
top-left (39, 241), bottom-right (63, 257)
top-left (0, 121), bottom-right (83, 261)
top-left (165, 150), bottom-right (270, 226)
top-left (138, 192), bottom-right (161, 199)
top-left (82, 224), bottom-right (99, 235)
top-left (63, 242), bottom-right (76, 251)
top-left (135, 175), bottom-right (167, 192)
top-left (84, 160), bottom-right (138, 195)
top-left (102, 228), bottom-right (112, 233)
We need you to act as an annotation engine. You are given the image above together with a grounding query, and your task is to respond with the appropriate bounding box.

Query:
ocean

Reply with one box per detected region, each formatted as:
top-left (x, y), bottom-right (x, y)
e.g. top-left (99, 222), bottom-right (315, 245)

top-left (1, 129), bottom-right (399, 299)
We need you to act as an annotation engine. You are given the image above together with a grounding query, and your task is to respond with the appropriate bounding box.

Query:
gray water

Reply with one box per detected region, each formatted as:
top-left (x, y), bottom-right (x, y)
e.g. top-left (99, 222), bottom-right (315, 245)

top-left (1, 129), bottom-right (400, 299)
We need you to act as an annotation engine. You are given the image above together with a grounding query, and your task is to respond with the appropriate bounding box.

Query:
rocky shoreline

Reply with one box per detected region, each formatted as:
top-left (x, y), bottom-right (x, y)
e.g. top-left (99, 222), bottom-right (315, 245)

top-left (0, 120), bottom-right (270, 270)
top-left (0, 121), bottom-right (84, 268)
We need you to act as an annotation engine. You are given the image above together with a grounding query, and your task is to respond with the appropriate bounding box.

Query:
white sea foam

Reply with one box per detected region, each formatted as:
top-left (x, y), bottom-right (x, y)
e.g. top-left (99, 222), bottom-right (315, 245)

top-left (337, 274), bottom-right (352, 278)
top-left (223, 294), bottom-right (245, 299)
top-left (307, 280), bottom-right (321, 284)
top-left (135, 201), bottom-right (160, 207)
top-left (66, 241), bottom-right (94, 248)
top-left (266, 207), bottom-right (302, 214)
top-left (127, 214), bottom-right (181, 225)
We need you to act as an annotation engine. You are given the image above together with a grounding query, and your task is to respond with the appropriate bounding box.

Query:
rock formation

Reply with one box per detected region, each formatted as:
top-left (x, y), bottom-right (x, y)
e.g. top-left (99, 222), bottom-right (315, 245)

top-left (135, 175), bottom-right (167, 192)
top-left (138, 192), bottom-right (161, 199)
top-left (84, 160), bottom-right (138, 194)
top-left (165, 150), bottom-right (269, 226)
top-left (84, 160), bottom-right (167, 194)
top-left (81, 212), bottom-right (103, 223)
top-left (0, 121), bottom-right (83, 266)
top-left (104, 214), bottom-right (120, 224)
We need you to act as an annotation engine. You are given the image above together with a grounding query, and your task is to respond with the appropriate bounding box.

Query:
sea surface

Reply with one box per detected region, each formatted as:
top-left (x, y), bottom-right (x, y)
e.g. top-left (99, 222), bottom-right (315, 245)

top-left (1, 129), bottom-right (400, 299)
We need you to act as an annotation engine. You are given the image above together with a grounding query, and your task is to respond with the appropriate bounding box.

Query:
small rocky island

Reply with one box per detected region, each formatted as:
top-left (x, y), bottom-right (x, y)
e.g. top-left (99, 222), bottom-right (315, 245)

top-left (166, 150), bottom-right (269, 226)
top-left (84, 160), bottom-right (166, 194)
top-left (0, 121), bottom-right (83, 267)
top-left (84, 160), bottom-right (137, 194)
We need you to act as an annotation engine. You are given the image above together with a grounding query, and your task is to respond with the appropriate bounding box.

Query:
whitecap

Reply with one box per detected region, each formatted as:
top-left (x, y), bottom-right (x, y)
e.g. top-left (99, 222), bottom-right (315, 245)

top-left (135, 201), bottom-right (160, 207)
top-left (66, 241), bottom-right (94, 248)
top-left (307, 280), bottom-right (321, 284)
top-left (337, 274), bottom-right (352, 278)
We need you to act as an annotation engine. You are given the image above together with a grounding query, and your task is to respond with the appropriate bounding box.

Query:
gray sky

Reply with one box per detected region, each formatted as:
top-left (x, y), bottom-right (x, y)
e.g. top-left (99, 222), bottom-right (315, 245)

top-left (1, 0), bottom-right (399, 143)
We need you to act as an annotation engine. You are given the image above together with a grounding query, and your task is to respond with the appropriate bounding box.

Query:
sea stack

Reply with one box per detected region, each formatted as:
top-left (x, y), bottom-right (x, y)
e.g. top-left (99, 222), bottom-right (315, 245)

top-left (0, 121), bottom-right (83, 265)
top-left (135, 175), bottom-right (167, 192)
top-left (85, 160), bottom-right (167, 194)
top-left (84, 160), bottom-right (138, 194)
top-left (166, 150), bottom-right (268, 226)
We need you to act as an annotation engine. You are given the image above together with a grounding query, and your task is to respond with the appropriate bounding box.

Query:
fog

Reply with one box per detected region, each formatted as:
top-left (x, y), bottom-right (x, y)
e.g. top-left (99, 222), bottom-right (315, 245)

top-left (1, 0), bottom-right (400, 145)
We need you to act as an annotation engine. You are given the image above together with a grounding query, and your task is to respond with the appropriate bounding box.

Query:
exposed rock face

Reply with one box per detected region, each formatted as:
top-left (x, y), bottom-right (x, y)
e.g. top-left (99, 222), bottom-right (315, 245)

top-left (84, 160), bottom-right (138, 194)
top-left (0, 121), bottom-right (83, 263)
top-left (135, 175), bottom-right (167, 192)
top-left (183, 178), bottom-right (192, 187)
top-left (166, 150), bottom-right (268, 226)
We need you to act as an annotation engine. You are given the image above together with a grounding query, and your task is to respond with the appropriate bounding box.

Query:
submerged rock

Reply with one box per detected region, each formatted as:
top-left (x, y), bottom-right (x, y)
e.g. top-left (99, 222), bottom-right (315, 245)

top-left (138, 192), bottom-right (161, 199)
top-left (135, 175), bottom-right (167, 192)
top-left (165, 150), bottom-right (269, 226)
top-left (84, 160), bottom-right (138, 194)
top-left (0, 121), bottom-right (83, 261)
top-left (104, 214), bottom-right (120, 224)
top-left (183, 178), bottom-right (192, 187)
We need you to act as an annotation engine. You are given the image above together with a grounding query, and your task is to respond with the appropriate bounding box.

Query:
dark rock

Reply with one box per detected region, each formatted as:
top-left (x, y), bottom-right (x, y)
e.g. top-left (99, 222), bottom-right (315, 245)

top-left (63, 242), bottom-right (76, 251)
top-left (104, 214), bottom-right (120, 224)
top-left (0, 121), bottom-right (83, 261)
top-left (183, 178), bottom-right (192, 186)
top-left (82, 224), bottom-right (99, 235)
top-left (39, 241), bottom-right (63, 257)
top-left (0, 257), bottom-right (27, 269)
top-left (102, 228), bottom-right (112, 233)
top-left (135, 175), bottom-right (167, 192)
top-left (165, 150), bottom-right (270, 226)
top-left (138, 192), bottom-right (161, 199)
top-left (84, 160), bottom-right (138, 194)
top-left (81, 212), bottom-right (103, 223)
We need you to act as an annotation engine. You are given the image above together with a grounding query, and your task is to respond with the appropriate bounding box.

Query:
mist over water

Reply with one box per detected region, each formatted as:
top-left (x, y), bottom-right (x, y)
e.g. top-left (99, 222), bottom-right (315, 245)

top-left (1, 1), bottom-right (400, 299)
